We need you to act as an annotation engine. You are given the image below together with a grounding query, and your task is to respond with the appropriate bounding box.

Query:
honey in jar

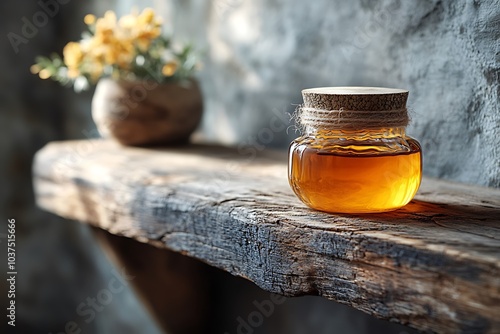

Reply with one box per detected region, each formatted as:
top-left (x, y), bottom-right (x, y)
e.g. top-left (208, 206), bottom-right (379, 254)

top-left (288, 87), bottom-right (422, 213)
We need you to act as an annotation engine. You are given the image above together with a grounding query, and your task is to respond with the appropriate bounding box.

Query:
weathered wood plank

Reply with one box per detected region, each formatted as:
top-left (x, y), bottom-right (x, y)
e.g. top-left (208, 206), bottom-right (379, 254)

top-left (33, 140), bottom-right (500, 333)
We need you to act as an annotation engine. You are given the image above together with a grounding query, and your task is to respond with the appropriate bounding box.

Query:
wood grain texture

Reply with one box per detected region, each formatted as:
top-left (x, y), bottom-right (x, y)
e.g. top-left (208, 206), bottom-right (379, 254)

top-left (33, 140), bottom-right (500, 333)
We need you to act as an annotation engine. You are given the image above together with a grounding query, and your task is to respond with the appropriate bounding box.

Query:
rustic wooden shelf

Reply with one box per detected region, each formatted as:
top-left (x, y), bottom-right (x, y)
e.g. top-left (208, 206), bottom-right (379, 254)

top-left (33, 140), bottom-right (500, 333)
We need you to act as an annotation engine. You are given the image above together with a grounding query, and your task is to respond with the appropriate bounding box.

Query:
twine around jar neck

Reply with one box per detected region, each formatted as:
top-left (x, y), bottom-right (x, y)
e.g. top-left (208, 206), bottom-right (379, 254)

top-left (297, 106), bottom-right (410, 131)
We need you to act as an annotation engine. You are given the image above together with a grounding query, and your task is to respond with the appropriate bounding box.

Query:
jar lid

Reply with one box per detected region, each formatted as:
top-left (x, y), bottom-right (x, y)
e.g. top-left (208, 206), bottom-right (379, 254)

top-left (300, 87), bottom-right (409, 129)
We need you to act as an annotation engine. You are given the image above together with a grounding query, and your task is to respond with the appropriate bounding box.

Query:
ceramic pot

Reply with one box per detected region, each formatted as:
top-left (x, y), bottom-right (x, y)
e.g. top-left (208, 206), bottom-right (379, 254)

top-left (91, 78), bottom-right (203, 146)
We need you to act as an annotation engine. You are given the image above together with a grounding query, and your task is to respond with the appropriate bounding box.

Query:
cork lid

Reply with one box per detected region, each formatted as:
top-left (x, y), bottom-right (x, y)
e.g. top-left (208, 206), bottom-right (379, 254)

top-left (302, 87), bottom-right (409, 111)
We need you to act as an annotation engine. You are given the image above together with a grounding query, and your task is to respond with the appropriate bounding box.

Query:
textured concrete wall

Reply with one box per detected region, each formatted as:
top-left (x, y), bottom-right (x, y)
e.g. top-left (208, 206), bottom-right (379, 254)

top-left (157, 0), bottom-right (499, 187)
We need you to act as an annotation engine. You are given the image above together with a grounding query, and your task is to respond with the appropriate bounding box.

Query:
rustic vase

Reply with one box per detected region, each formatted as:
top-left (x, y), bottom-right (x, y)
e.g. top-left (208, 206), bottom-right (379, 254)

top-left (91, 78), bottom-right (203, 146)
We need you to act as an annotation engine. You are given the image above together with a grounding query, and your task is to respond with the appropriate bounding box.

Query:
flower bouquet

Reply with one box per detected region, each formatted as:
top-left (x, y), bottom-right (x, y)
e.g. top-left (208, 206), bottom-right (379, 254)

top-left (32, 9), bottom-right (203, 146)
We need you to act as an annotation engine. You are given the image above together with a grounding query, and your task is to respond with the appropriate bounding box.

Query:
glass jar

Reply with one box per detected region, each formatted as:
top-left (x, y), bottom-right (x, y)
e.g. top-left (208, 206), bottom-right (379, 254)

top-left (288, 87), bottom-right (422, 213)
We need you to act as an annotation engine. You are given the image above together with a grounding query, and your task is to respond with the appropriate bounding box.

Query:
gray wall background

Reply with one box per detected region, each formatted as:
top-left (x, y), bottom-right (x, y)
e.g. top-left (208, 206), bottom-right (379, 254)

top-left (1, 0), bottom-right (498, 333)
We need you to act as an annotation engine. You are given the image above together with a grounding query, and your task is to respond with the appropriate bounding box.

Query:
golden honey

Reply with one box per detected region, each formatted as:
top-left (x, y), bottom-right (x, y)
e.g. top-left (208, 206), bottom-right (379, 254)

top-left (288, 130), bottom-right (422, 213)
top-left (289, 87), bottom-right (422, 213)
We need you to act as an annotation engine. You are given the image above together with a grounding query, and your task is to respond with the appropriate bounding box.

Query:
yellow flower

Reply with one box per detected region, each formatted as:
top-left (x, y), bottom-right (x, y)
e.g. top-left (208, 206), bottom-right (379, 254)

top-left (134, 23), bottom-right (161, 51)
top-left (38, 9), bottom-right (178, 83)
top-left (91, 9), bottom-right (164, 54)
top-left (30, 64), bottom-right (41, 74)
top-left (115, 41), bottom-right (135, 67)
top-left (91, 11), bottom-right (137, 69)
top-left (63, 42), bottom-right (84, 69)
top-left (138, 8), bottom-right (156, 25)
top-left (162, 61), bottom-right (178, 76)
top-left (140, 27), bottom-right (161, 39)
top-left (135, 32), bottom-right (157, 52)
top-left (89, 62), bottom-right (104, 81)
top-left (118, 14), bottom-right (137, 29)
top-left (84, 14), bottom-right (96, 25)
top-left (95, 31), bottom-right (113, 46)
top-left (38, 69), bottom-right (51, 79)
top-left (102, 11), bottom-right (117, 27)
top-left (93, 11), bottom-right (117, 40)
top-left (67, 68), bottom-right (80, 79)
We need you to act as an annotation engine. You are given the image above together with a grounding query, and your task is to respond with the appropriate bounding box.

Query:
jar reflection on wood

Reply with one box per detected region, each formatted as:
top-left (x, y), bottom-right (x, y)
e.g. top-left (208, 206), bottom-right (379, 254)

top-left (288, 87), bottom-right (422, 213)
top-left (92, 78), bottom-right (203, 146)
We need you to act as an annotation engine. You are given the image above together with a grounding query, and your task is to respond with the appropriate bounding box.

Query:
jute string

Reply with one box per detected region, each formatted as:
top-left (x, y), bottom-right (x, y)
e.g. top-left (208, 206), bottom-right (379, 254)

top-left (297, 106), bottom-right (409, 130)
